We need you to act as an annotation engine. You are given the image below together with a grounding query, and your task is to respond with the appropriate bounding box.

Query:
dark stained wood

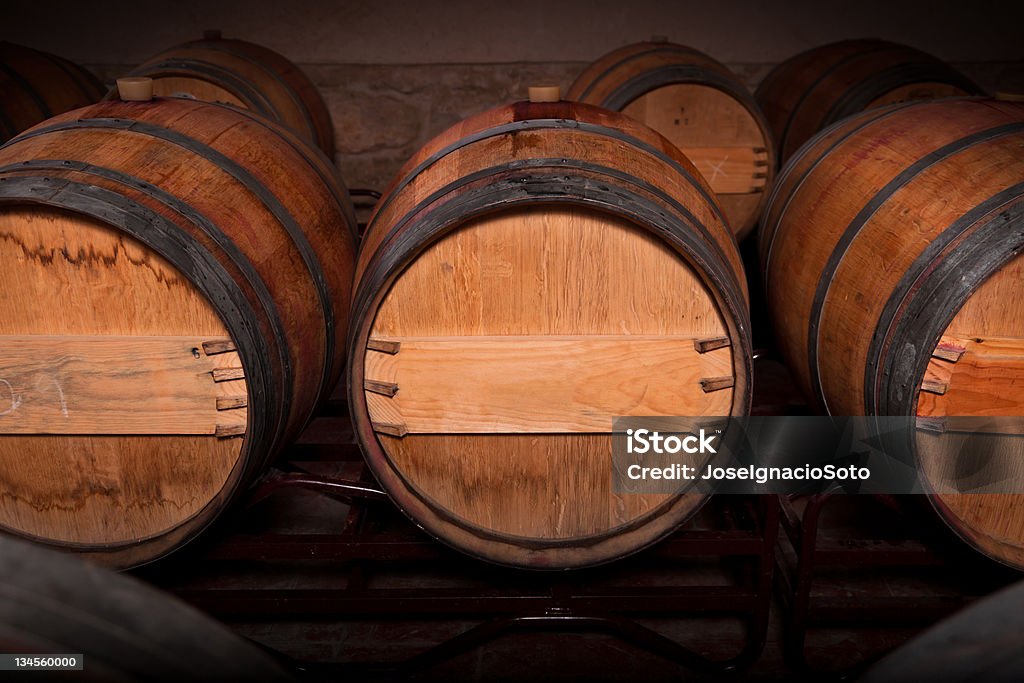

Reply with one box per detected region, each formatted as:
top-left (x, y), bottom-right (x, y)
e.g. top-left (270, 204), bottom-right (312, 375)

top-left (120, 34), bottom-right (335, 157)
top-left (761, 97), bottom-right (1024, 569)
top-left (0, 42), bottom-right (105, 144)
top-left (0, 95), bottom-right (356, 568)
top-left (756, 40), bottom-right (983, 163)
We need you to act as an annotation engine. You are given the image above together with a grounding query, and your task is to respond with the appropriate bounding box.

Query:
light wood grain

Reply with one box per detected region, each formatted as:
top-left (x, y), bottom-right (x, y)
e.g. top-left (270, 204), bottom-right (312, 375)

top-left (919, 335), bottom-right (1024, 420)
top-left (761, 97), bottom-right (1024, 569)
top-left (365, 336), bottom-right (732, 434)
top-left (0, 335), bottom-right (241, 435)
top-left (568, 43), bottom-right (775, 238)
top-left (0, 92), bottom-right (356, 566)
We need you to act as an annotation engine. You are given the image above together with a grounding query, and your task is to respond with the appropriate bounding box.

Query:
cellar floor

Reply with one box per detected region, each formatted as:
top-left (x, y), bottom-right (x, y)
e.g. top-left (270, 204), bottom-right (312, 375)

top-left (131, 357), bottom-right (1019, 681)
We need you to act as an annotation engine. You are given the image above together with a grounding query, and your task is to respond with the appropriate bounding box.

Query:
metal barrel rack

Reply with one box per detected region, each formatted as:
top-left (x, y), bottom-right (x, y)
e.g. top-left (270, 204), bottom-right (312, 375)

top-left (774, 493), bottom-right (1020, 678)
top-left (135, 397), bottom-right (781, 680)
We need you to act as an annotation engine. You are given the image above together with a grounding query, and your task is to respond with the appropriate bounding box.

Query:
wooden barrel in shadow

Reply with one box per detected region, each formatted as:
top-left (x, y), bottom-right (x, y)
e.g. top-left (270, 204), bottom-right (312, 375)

top-left (0, 41), bottom-right (105, 144)
top-left (760, 97), bottom-right (1024, 569)
top-left (569, 40), bottom-right (775, 239)
top-left (0, 81), bottom-right (356, 568)
top-left (0, 534), bottom-right (294, 681)
top-left (119, 31), bottom-right (335, 158)
top-left (755, 40), bottom-right (983, 164)
top-left (349, 94), bottom-right (752, 569)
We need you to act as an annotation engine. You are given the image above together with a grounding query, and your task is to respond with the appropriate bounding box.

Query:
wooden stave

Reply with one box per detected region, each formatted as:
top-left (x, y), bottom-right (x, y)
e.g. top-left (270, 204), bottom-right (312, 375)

top-left (755, 39), bottom-right (984, 164)
top-left (350, 100), bottom-right (752, 569)
top-left (121, 36), bottom-right (335, 158)
top-left (759, 97), bottom-right (1024, 568)
top-left (567, 41), bottom-right (776, 240)
top-left (0, 96), bottom-right (356, 567)
top-left (0, 41), bottom-right (105, 144)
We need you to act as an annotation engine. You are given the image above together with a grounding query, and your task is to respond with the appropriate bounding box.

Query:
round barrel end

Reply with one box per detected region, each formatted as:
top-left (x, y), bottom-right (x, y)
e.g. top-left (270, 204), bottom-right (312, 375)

top-left (116, 77), bottom-right (155, 102)
top-left (527, 85), bottom-right (561, 103)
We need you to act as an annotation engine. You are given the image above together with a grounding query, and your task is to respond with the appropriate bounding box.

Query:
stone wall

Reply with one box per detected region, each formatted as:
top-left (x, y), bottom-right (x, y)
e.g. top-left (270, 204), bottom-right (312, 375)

top-left (88, 60), bottom-right (1024, 193)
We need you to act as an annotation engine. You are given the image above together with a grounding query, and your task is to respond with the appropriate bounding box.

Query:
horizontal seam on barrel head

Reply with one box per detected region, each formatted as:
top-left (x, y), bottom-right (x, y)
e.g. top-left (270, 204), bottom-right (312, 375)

top-left (349, 168), bottom-right (751, 554)
top-left (0, 158), bottom-right (294, 431)
top-left (869, 188), bottom-right (1024, 416)
top-left (0, 175), bottom-right (276, 557)
top-left (807, 121), bottom-right (1024, 413)
top-left (16, 116), bottom-right (337, 405)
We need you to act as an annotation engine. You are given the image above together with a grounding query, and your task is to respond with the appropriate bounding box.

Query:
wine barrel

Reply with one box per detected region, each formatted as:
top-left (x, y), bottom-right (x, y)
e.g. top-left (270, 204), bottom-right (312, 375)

top-left (568, 40), bottom-right (775, 239)
top-left (119, 31), bottom-right (335, 158)
top-left (0, 535), bottom-right (294, 682)
top-left (863, 578), bottom-right (1024, 683)
top-left (760, 97), bottom-right (1024, 568)
top-left (0, 80), bottom-right (357, 568)
top-left (0, 41), bottom-right (105, 144)
top-left (349, 93), bottom-right (752, 569)
top-left (756, 40), bottom-right (983, 164)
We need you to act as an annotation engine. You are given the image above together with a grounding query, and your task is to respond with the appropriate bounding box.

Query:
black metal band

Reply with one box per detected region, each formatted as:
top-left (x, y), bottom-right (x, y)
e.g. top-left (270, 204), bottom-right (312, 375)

top-left (0, 158), bottom-right (294, 430)
top-left (820, 61), bottom-right (983, 130)
top-left (773, 42), bottom-right (900, 157)
top-left (601, 64), bottom-right (758, 116)
top-left (363, 117), bottom-right (728, 259)
top-left (0, 174), bottom-right (278, 529)
top-left (131, 59), bottom-right (278, 119)
top-left (186, 39), bottom-right (321, 151)
top-left (869, 188), bottom-right (1024, 416)
top-left (759, 100), bottom-right (924, 282)
top-left (189, 98), bottom-right (358, 242)
top-left (806, 121), bottom-right (1024, 411)
top-left (878, 199), bottom-right (1024, 418)
top-left (16, 116), bottom-right (337, 403)
top-left (348, 165), bottom-right (752, 550)
top-left (574, 44), bottom-right (705, 102)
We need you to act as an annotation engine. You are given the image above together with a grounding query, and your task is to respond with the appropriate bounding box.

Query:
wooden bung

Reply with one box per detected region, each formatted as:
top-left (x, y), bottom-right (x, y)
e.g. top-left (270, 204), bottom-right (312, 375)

top-left (527, 85), bottom-right (560, 103)
top-left (351, 99), bottom-right (752, 569)
top-left (114, 35), bottom-right (338, 158)
top-left (567, 41), bottom-right (776, 239)
top-left (116, 76), bottom-right (154, 102)
top-left (760, 97), bottom-right (1024, 570)
top-left (0, 95), bottom-right (357, 569)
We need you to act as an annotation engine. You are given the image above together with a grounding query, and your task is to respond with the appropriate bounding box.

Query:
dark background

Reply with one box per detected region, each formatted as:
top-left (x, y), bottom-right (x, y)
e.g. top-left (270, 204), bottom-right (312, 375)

top-left (3, 0), bottom-right (1022, 190)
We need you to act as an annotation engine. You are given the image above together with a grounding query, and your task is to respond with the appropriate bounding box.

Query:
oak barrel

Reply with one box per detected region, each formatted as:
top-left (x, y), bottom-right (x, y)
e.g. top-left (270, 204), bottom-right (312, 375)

top-left (0, 41), bottom-right (105, 144)
top-left (0, 90), bottom-right (357, 568)
top-left (756, 40), bottom-right (983, 164)
top-left (0, 535), bottom-right (294, 681)
top-left (120, 31), bottom-right (335, 157)
top-left (760, 97), bottom-right (1024, 568)
top-left (349, 98), bottom-right (752, 569)
top-left (568, 41), bottom-right (775, 239)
